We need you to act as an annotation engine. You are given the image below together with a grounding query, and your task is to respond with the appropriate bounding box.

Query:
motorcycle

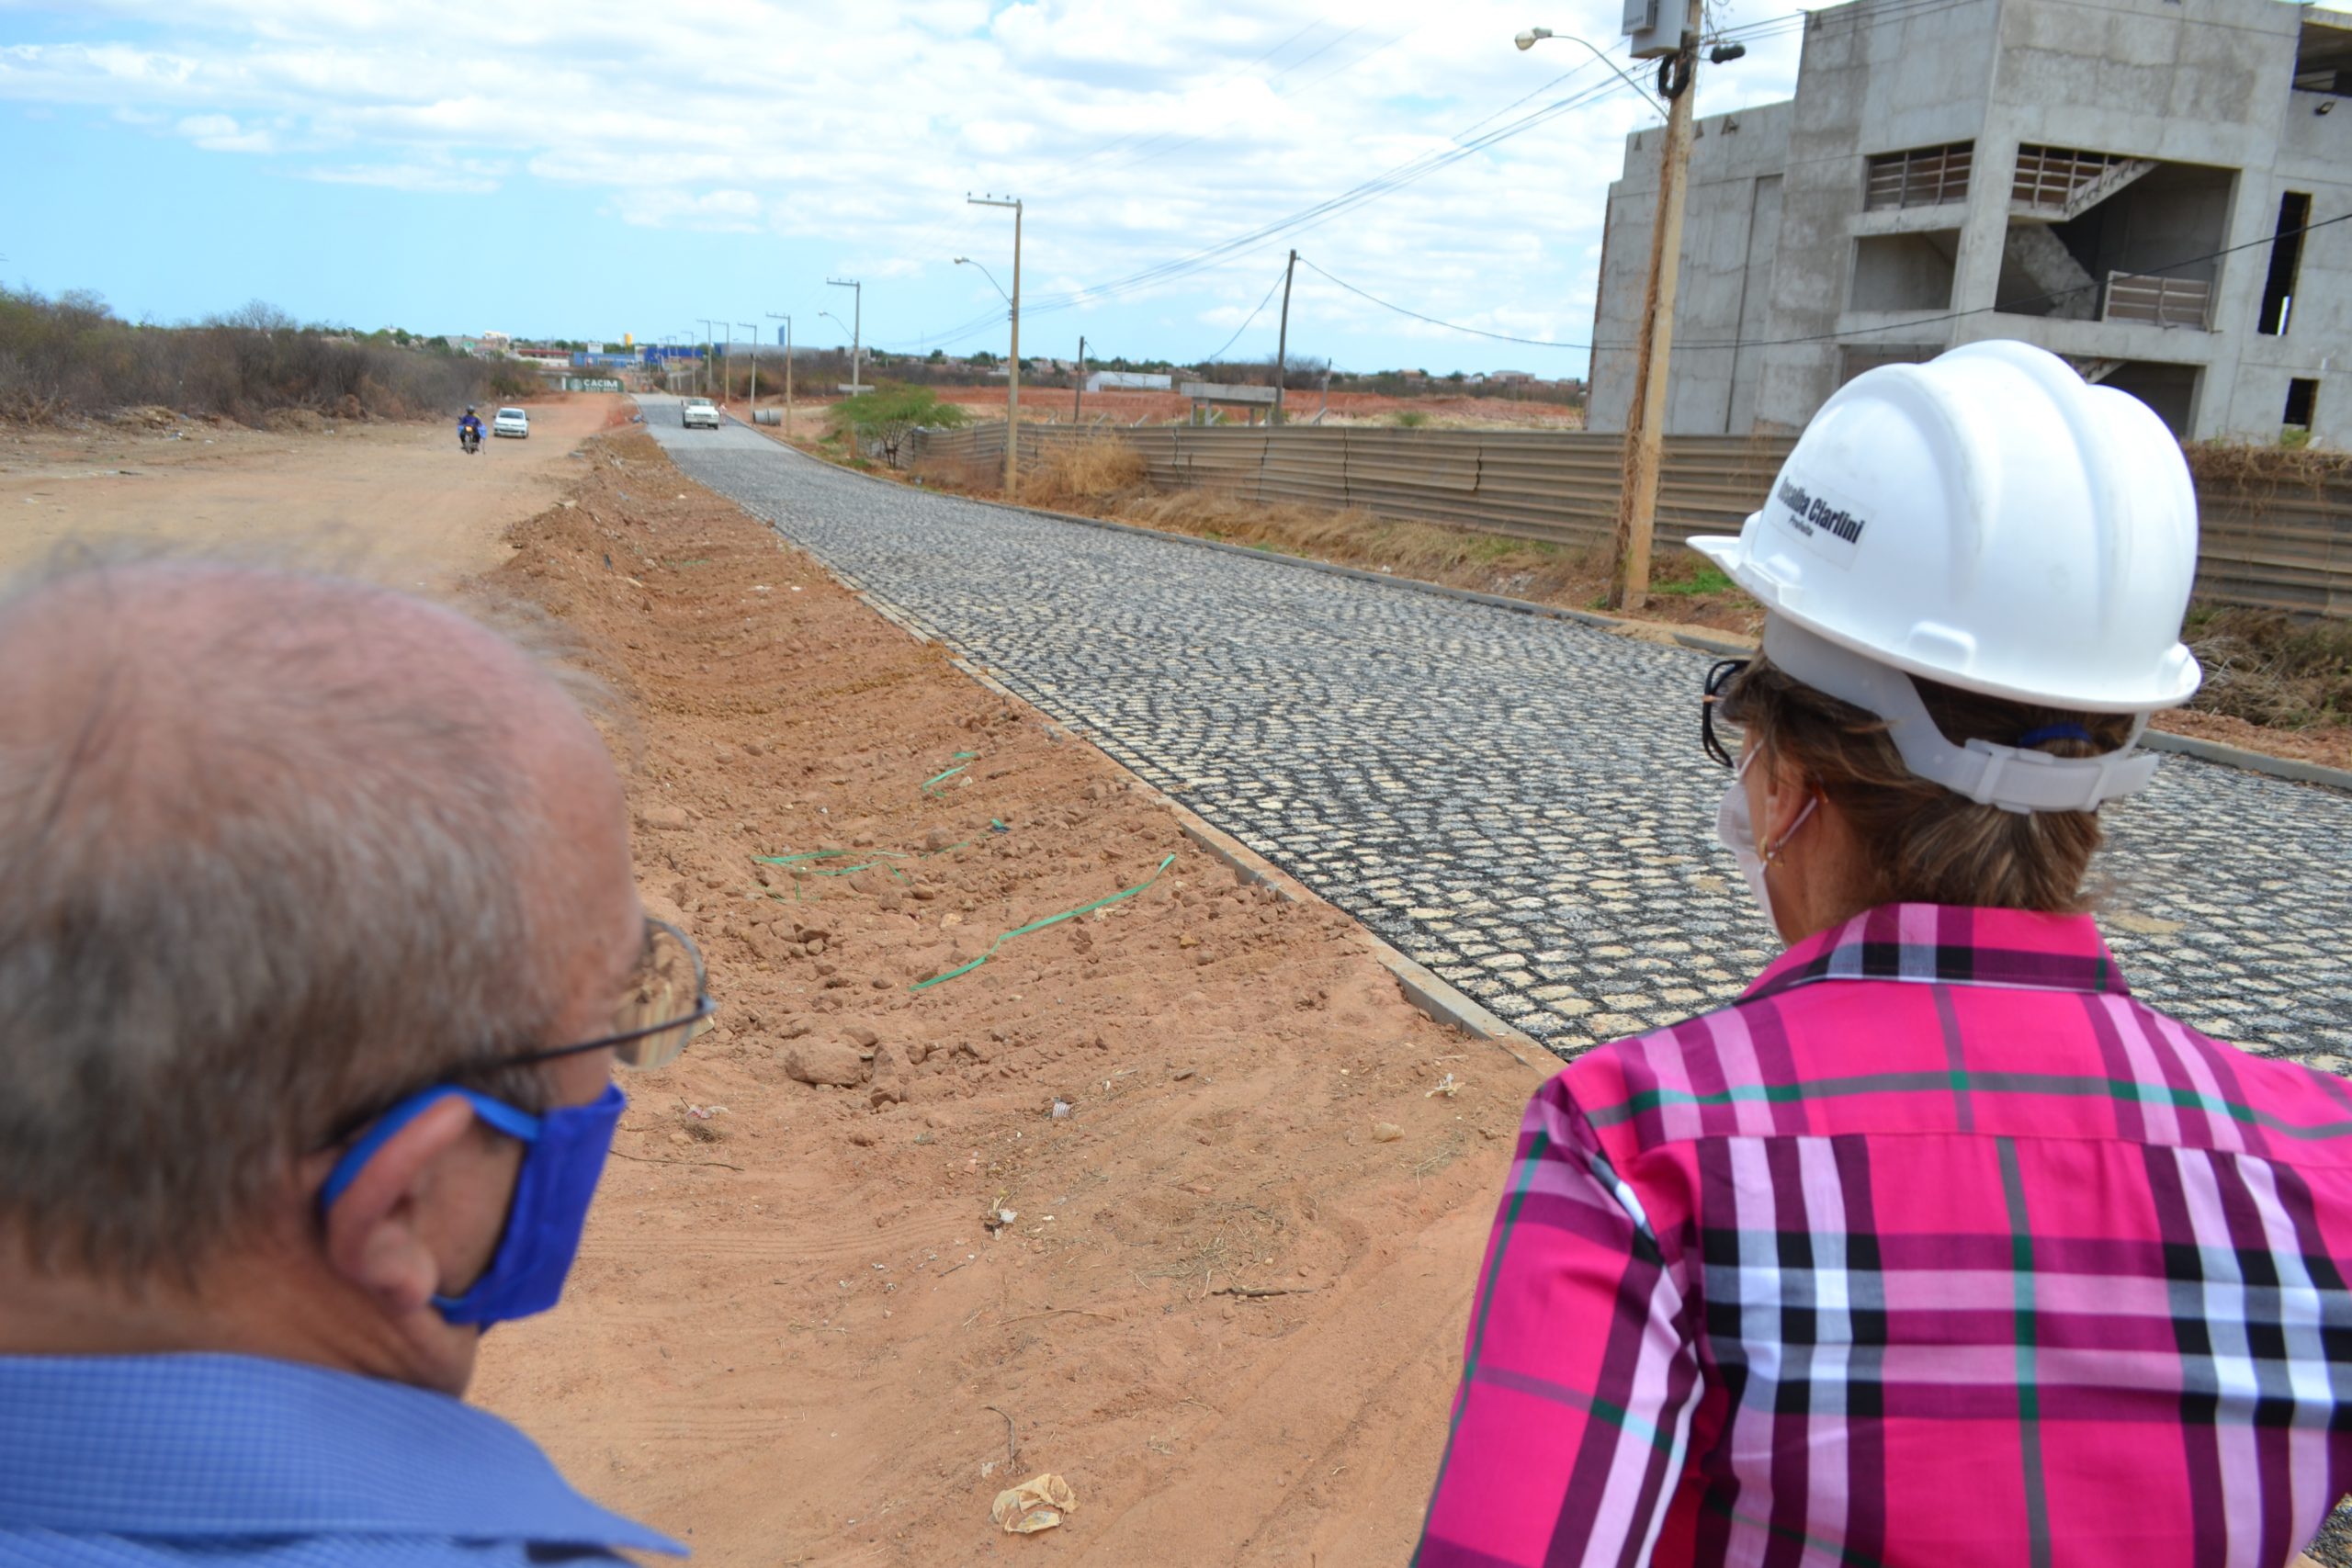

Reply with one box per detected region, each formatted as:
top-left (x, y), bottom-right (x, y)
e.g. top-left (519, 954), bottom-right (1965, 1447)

top-left (459, 424), bottom-right (481, 455)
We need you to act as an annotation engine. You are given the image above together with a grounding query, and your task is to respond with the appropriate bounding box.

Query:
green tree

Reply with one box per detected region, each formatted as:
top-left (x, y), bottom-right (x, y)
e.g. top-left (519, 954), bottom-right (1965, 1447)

top-left (831, 381), bottom-right (969, 467)
top-left (927, 348), bottom-right (946, 363)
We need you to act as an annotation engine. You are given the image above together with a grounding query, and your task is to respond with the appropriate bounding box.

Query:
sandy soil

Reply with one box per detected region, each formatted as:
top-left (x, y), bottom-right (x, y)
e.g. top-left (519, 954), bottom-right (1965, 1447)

top-left (2150, 707), bottom-right (2352, 774)
top-left (463, 430), bottom-right (1545, 1563)
top-left (0, 396), bottom-right (623, 589)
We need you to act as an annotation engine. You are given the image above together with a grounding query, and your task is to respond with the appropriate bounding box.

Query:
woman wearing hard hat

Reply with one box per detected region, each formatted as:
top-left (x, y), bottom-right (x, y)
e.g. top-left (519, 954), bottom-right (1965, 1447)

top-left (1416, 341), bottom-right (2352, 1566)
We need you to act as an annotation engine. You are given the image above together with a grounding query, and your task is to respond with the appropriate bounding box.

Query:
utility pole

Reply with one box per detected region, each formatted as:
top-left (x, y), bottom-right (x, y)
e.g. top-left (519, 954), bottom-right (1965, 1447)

top-left (1074, 335), bottom-right (1086, 423)
top-left (1611, 0), bottom-right (1702, 612)
top-left (767, 312), bottom-right (793, 437)
top-left (698, 318), bottom-right (721, 399)
top-left (1272, 248), bottom-right (1298, 424)
top-left (739, 323), bottom-right (760, 412)
top-left (968, 194), bottom-right (1023, 495)
top-left (826, 279), bottom-right (862, 393)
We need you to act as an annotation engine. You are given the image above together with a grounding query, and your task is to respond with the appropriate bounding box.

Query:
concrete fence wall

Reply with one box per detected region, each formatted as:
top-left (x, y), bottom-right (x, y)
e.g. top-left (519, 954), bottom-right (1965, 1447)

top-left (908, 423), bottom-right (2352, 617)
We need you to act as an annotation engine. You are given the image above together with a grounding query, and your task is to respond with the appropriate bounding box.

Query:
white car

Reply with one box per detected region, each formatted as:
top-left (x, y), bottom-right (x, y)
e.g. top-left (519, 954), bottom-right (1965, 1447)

top-left (681, 397), bottom-right (720, 430)
top-left (492, 406), bottom-right (530, 439)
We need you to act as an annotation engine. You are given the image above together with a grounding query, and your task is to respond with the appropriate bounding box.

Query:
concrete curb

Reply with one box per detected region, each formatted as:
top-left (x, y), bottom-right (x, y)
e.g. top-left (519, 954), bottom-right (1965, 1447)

top-left (647, 408), bottom-right (1554, 1070)
top-left (667, 400), bottom-right (2352, 802)
top-left (942, 646), bottom-right (1549, 1073)
top-left (2141, 729), bottom-right (2352, 795)
top-left (769, 433), bottom-right (2352, 799)
top-left (713, 404), bottom-right (1758, 659)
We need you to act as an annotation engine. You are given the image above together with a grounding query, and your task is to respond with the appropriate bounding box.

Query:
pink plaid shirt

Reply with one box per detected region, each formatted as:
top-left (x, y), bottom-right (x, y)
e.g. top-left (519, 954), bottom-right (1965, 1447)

top-left (1417, 904), bottom-right (2352, 1567)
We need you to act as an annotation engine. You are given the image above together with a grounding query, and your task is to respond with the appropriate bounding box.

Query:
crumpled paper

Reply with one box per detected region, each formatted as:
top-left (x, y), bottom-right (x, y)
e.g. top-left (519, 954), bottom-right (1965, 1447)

top-left (990, 1472), bottom-right (1079, 1534)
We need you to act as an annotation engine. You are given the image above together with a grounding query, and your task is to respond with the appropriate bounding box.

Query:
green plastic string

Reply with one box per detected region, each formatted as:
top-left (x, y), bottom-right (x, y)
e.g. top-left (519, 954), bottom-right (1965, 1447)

top-left (920, 751), bottom-right (980, 797)
top-left (910, 854), bottom-right (1176, 992)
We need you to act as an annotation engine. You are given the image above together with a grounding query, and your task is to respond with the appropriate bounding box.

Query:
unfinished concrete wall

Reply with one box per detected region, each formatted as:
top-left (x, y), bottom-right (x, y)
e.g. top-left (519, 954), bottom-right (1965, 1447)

top-left (1587, 101), bottom-right (1792, 434)
top-left (1750, 0), bottom-right (2003, 430)
top-left (1588, 0), bottom-right (2349, 445)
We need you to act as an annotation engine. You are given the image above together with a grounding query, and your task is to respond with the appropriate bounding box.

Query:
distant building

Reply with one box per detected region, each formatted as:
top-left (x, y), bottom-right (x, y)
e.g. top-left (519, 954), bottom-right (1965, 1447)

top-left (1488, 369), bottom-right (1537, 384)
top-left (1086, 371), bottom-right (1174, 391)
top-left (1589, 0), bottom-right (2350, 443)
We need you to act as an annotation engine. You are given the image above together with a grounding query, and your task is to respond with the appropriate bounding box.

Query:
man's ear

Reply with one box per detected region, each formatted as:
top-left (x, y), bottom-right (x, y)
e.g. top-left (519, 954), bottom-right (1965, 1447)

top-left (315, 1097), bottom-right (481, 1316)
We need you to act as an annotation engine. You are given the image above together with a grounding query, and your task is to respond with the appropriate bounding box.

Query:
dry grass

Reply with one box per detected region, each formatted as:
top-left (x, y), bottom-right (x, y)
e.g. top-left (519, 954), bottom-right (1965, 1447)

top-left (2183, 441), bottom-right (2352, 493)
top-left (2185, 604), bottom-right (2352, 730)
top-left (1016, 435), bottom-right (1149, 509)
top-left (1103, 488), bottom-right (1761, 634)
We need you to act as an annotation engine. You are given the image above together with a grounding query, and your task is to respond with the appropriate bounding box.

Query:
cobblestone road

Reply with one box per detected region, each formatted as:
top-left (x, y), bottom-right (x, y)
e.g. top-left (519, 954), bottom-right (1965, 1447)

top-left (639, 398), bottom-right (2352, 1067)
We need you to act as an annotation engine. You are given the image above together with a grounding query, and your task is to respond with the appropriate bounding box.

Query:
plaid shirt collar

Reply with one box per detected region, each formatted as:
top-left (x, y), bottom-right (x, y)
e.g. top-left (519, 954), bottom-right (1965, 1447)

top-left (1745, 902), bottom-right (2133, 1005)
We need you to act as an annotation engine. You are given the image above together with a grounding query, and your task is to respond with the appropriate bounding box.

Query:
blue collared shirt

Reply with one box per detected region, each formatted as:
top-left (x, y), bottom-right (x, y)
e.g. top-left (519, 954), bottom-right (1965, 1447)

top-left (0, 1353), bottom-right (683, 1565)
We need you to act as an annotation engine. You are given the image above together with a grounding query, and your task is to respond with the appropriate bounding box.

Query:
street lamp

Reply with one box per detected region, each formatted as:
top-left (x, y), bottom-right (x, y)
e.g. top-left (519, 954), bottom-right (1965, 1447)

top-left (954, 256), bottom-right (1011, 304)
top-left (826, 278), bottom-right (863, 393)
top-left (1514, 27), bottom-right (1669, 112)
top-left (967, 193), bottom-right (1023, 495)
top-left (1518, 21), bottom-right (1704, 608)
top-left (766, 311), bottom-right (793, 436)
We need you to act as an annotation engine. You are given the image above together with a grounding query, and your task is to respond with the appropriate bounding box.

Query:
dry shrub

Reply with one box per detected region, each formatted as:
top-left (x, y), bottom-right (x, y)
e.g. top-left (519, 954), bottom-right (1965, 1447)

top-left (2184, 441), bottom-right (2351, 495)
top-left (1114, 489), bottom-right (1589, 594)
top-left (0, 286), bottom-right (489, 426)
top-left (2186, 604), bottom-right (2352, 729)
top-left (1017, 436), bottom-right (1148, 508)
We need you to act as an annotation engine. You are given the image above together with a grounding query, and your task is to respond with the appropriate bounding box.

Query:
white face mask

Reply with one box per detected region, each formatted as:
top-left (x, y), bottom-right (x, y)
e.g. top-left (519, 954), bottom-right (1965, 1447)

top-left (1715, 748), bottom-right (1817, 922)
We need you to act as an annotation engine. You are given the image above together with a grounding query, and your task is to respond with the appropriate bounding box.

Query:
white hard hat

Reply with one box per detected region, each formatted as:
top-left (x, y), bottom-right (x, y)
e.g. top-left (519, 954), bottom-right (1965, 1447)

top-left (1691, 340), bottom-right (2202, 815)
top-left (1692, 340), bottom-right (2200, 714)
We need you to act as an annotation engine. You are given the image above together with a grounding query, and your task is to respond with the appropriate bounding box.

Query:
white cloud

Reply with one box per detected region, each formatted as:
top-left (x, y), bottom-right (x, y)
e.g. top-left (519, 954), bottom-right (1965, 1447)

top-left (1, 0), bottom-right (1809, 368)
top-left (175, 110), bottom-right (273, 152)
top-left (305, 158), bottom-right (503, 194)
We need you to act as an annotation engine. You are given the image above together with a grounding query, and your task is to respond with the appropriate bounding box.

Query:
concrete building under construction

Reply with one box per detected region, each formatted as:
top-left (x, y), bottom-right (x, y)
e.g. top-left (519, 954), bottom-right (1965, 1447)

top-left (1587, 0), bottom-right (2351, 445)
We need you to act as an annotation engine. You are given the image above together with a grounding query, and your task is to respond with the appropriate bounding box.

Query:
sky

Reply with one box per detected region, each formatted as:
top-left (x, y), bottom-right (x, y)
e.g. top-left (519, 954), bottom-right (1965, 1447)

top-left (0, 1), bottom-right (1810, 378)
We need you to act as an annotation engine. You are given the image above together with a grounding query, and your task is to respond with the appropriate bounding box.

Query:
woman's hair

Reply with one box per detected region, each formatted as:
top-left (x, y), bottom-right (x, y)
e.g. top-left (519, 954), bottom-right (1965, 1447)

top-left (1717, 657), bottom-right (2138, 913)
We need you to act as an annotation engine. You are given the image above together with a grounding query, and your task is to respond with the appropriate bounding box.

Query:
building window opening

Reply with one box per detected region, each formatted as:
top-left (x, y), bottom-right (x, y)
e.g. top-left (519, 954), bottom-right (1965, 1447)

top-left (1996, 160), bottom-right (2230, 330)
top-left (1864, 142), bottom-right (1973, 210)
top-left (2259, 192), bottom-right (2312, 336)
top-left (2100, 361), bottom-right (2199, 438)
top-left (2285, 378), bottom-right (2318, 432)
top-left (2293, 18), bottom-right (2352, 97)
top-left (1849, 231), bottom-right (1960, 312)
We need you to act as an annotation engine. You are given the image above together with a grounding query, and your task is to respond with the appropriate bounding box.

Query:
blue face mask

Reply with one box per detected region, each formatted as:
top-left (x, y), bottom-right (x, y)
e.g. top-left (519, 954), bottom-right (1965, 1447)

top-left (319, 1081), bottom-right (626, 1327)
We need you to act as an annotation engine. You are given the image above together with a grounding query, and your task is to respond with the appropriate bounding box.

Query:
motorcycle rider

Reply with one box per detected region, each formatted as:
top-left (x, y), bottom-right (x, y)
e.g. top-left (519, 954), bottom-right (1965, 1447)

top-left (458, 405), bottom-right (484, 451)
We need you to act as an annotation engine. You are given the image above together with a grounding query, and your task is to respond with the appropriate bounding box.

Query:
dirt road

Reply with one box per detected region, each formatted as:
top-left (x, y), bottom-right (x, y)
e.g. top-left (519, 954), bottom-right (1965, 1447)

top-left (0, 396), bottom-right (619, 588)
top-left (463, 430), bottom-right (1542, 1564)
top-left (7, 399), bottom-right (1543, 1562)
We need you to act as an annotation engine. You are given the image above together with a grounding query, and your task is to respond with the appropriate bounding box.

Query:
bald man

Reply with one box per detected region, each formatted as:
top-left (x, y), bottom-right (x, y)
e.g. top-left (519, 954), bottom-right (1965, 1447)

top-left (0, 560), bottom-right (709, 1563)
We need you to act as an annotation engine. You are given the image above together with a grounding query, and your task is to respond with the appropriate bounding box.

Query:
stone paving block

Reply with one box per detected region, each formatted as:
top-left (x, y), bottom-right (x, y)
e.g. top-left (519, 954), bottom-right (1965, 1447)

top-left (644, 413), bottom-right (2352, 1069)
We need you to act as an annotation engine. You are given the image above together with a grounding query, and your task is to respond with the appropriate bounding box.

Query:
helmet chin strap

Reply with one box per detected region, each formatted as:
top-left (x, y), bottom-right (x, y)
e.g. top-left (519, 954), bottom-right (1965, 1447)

top-left (1762, 619), bottom-right (2158, 815)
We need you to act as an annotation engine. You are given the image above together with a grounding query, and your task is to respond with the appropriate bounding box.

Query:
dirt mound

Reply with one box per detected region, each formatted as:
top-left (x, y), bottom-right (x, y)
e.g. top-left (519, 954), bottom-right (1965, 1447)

top-left (468, 429), bottom-right (1543, 1565)
top-left (261, 407), bottom-right (330, 435)
top-left (106, 405), bottom-right (179, 431)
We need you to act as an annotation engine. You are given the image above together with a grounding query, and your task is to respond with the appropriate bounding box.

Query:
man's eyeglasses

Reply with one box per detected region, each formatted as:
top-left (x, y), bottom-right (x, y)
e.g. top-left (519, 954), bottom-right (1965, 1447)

top-left (489, 918), bottom-right (716, 1075)
top-left (1702, 658), bottom-right (1750, 769)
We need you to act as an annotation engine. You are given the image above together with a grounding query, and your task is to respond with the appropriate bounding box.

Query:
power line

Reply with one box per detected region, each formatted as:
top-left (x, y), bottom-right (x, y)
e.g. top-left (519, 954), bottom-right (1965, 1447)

top-left (1193, 262), bottom-right (1293, 367)
top-left (883, 0), bottom-right (1984, 359)
top-left (1019, 67), bottom-right (1639, 315)
top-left (1296, 257), bottom-right (1590, 348)
top-left (878, 56), bottom-right (1647, 353)
top-left (1296, 209), bottom-right (2352, 357)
